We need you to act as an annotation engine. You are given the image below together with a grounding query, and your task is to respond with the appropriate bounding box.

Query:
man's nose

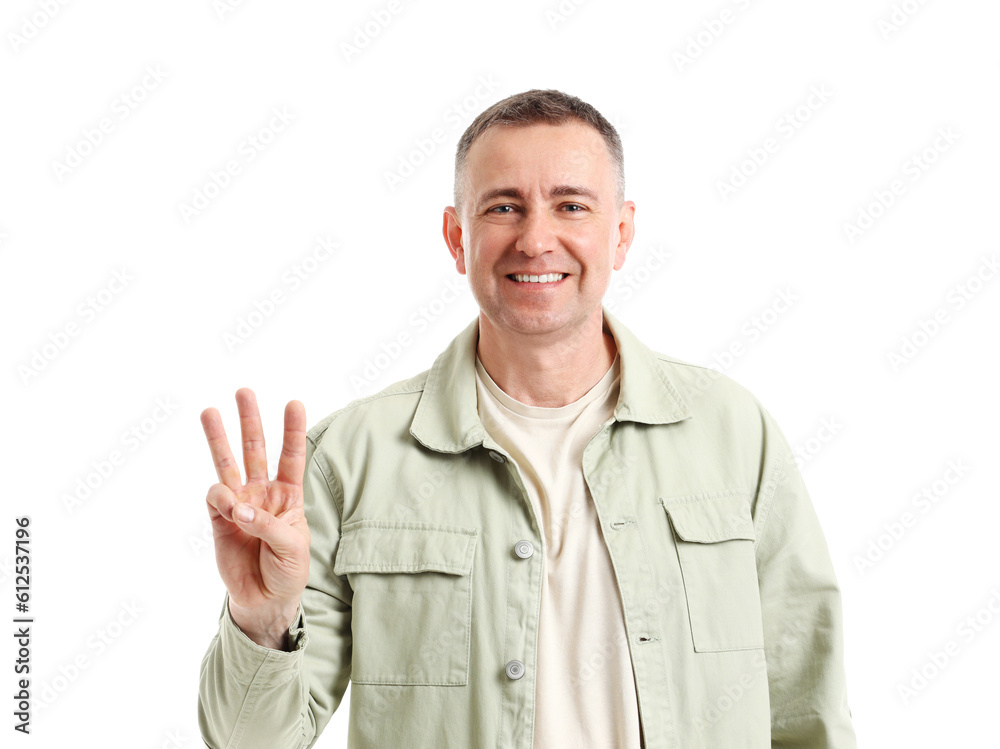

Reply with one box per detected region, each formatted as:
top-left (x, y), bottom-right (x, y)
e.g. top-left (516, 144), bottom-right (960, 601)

top-left (514, 208), bottom-right (558, 257)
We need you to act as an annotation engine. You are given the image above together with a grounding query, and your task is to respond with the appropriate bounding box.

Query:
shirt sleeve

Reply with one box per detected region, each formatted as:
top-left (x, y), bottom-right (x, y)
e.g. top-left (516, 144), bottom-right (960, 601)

top-left (751, 404), bottom-right (858, 749)
top-left (198, 435), bottom-right (354, 749)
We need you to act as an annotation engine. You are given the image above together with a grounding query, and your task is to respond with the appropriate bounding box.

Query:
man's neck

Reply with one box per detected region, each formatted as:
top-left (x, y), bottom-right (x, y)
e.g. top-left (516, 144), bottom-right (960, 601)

top-left (475, 309), bottom-right (618, 408)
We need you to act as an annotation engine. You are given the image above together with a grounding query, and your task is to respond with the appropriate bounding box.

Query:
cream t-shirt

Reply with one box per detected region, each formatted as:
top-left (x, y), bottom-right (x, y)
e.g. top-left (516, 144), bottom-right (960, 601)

top-left (474, 351), bottom-right (642, 749)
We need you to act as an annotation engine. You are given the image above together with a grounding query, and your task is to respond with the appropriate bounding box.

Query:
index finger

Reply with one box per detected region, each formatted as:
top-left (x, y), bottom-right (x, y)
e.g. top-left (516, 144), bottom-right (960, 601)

top-left (274, 399), bottom-right (307, 487)
top-left (200, 406), bottom-right (243, 491)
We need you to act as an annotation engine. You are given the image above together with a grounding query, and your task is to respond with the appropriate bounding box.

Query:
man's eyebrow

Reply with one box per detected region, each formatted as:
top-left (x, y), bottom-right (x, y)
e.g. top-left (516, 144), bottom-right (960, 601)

top-left (475, 185), bottom-right (601, 209)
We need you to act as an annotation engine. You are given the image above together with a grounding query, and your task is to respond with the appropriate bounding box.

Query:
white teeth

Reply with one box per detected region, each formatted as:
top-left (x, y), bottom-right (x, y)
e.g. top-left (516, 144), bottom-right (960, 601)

top-left (511, 273), bottom-right (565, 283)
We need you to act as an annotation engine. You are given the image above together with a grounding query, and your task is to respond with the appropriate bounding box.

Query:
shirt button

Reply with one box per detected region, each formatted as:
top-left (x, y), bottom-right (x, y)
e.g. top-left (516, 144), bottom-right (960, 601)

top-left (505, 660), bottom-right (525, 680)
top-left (488, 451), bottom-right (506, 463)
top-left (514, 540), bottom-right (534, 559)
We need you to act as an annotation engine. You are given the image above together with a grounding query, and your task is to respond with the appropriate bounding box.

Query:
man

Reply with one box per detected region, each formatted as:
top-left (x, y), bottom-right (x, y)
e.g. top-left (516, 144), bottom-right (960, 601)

top-left (198, 89), bottom-right (858, 748)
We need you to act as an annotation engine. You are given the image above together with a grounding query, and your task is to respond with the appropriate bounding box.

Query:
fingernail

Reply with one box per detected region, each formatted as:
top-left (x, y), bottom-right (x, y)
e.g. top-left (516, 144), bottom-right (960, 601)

top-left (236, 504), bottom-right (254, 522)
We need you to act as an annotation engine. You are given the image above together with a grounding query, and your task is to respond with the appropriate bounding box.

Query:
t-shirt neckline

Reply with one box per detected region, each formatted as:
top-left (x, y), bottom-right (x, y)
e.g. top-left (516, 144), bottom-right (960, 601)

top-left (475, 352), bottom-right (620, 420)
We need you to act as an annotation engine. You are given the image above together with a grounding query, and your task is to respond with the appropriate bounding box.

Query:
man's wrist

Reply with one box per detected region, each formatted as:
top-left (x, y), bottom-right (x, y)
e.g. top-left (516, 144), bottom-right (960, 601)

top-left (227, 597), bottom-right (301, 651)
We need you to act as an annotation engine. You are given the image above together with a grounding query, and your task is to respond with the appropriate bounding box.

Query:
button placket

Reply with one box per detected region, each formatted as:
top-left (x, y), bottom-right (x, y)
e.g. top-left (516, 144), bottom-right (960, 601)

top-left (483, 440), bottom-right (540, 717)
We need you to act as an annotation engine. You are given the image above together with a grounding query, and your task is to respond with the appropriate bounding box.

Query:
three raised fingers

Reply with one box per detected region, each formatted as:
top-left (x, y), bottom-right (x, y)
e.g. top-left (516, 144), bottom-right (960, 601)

top-left (201, 390), bottom-right (307, 493)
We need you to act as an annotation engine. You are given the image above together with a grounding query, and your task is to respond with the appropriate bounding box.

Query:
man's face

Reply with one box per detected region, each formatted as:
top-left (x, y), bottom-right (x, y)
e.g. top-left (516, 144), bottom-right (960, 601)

top-left (443, 120), bottom-right (635, 341)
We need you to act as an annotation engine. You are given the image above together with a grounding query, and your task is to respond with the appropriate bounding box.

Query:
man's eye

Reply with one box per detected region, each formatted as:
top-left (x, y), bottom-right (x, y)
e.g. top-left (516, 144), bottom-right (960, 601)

top-left (563, 204), bottom-right (585, 212)
top-left (488, 205), bottom-right (514, 214)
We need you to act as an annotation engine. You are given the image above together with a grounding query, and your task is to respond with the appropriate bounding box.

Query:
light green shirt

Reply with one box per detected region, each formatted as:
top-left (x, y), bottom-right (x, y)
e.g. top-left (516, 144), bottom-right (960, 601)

top-left (198, 305), bottom-right (858, 748)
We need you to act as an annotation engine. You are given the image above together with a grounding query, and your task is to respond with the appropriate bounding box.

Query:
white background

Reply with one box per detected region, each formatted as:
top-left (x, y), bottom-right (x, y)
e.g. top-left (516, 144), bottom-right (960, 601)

top-left (2, 0), bottom-right (998, 746)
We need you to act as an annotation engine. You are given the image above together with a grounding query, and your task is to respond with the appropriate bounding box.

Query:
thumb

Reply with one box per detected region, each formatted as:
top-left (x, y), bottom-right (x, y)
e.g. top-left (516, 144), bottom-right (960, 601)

top-left (233, 502), bottom-right (304, 558)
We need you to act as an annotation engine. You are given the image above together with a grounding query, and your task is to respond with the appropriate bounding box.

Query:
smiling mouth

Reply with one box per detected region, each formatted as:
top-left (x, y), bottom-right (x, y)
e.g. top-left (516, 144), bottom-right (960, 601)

top-left (506, 273), bottom-right (568, 284)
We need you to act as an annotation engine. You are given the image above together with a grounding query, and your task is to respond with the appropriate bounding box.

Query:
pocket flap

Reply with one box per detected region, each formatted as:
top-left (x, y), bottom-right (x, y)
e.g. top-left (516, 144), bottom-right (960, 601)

top-left (333, 521), bottom-right (479, 575)
top-left (660, 491), bottom-right (755, 543)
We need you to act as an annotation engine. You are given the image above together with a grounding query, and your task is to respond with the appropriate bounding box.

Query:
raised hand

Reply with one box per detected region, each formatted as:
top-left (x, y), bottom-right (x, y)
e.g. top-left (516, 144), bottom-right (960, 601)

top-left (200, 388), bottom-right (310, 649)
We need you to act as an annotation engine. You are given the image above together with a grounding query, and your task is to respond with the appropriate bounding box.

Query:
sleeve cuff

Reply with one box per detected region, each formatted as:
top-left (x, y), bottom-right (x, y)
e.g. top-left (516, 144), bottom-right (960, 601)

top-left (217, 592), bottom-right (308, 687)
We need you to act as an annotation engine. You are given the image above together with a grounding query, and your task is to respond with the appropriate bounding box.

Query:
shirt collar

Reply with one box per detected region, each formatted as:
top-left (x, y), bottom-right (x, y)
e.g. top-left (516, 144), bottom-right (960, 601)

top-left (409, 304), bottom-right (692, 454)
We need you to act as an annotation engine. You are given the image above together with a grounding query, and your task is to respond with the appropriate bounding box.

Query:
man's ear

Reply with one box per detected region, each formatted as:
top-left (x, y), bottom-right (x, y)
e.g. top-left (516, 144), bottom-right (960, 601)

top-left (442, 207), bottom-right (467, 275)
top-left (613, 200), bottom-right (636, 271)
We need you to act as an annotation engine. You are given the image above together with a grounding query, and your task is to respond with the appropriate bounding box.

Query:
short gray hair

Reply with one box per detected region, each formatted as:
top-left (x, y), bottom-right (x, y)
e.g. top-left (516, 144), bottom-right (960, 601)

top-left (453, 89), bottom-right (625, 216)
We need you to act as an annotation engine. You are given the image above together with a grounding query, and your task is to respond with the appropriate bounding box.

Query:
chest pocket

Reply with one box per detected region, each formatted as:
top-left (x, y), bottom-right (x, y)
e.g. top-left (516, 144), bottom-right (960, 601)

top-left (660, 491), bottom-right (764, 652)
top-left (333, 520), bottom-right (479, 685)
